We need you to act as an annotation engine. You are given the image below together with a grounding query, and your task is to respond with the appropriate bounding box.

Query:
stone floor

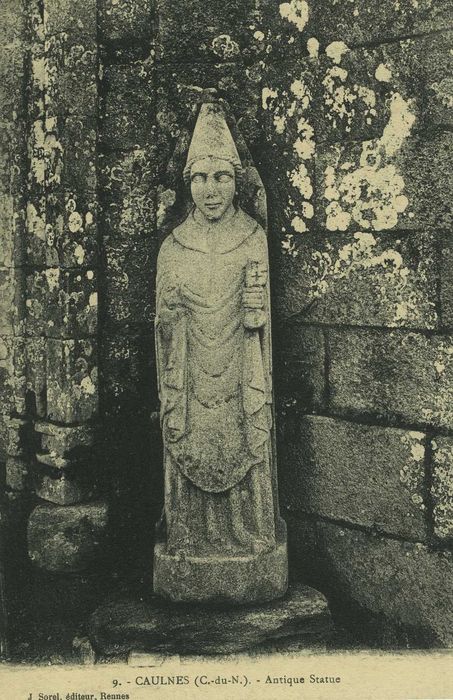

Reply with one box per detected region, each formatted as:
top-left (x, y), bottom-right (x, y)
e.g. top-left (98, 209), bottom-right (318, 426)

top-left (8, 618), bottom-right (364, 667)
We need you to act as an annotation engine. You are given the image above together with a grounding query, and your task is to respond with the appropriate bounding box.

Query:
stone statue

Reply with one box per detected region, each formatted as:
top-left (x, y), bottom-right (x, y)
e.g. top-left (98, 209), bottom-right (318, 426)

top-left (153, 103), bottom-right (288, 604)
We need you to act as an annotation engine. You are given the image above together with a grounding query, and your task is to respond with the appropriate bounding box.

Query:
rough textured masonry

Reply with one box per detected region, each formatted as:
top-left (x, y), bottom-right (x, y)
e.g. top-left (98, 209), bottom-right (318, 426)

top-left (0, 0), bottom-right (452, 651)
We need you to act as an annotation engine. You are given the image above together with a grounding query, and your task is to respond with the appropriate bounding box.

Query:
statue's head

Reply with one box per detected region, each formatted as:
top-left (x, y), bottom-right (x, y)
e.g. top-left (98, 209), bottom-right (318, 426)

top-left (183, 104), bottom-right (243, 221)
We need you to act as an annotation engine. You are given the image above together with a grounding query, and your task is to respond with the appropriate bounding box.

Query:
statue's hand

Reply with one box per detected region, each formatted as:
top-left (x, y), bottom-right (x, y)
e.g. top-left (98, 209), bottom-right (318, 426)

top-left (243, 286), bottom-right (266, 329)
top-left (165, 284), bottom-right (182, 310)
top-left (159, 284), bottom-right (184, 336)
top-left (242, 286), bottom-right (264, 310)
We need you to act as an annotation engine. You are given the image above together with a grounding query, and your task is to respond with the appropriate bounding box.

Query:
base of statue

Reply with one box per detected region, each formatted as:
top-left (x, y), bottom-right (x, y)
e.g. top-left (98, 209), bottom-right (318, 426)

top-left (153, 541), bottom-right (288, 605)
top-left (89, 583), bottom-right (333, 656)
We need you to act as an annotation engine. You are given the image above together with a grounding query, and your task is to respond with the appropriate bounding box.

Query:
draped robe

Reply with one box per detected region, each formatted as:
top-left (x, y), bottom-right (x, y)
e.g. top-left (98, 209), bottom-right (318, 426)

top-left (155, 206), bottom-right (279, 557)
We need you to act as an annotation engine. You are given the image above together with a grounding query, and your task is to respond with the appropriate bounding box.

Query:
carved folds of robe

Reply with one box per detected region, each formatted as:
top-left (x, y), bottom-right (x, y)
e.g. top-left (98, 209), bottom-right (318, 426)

top-left (155, 206), bottom-right (284, 558)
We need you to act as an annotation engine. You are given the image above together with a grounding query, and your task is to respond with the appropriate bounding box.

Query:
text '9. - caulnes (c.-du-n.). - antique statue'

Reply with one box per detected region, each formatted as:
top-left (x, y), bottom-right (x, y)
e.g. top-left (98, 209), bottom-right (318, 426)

top-left (153, 103), bottom-right (288, 604)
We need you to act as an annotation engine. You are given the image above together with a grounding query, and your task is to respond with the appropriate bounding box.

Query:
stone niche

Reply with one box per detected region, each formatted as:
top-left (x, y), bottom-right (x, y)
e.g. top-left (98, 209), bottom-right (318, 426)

top-left (89, 99), bottom-right (332, 656)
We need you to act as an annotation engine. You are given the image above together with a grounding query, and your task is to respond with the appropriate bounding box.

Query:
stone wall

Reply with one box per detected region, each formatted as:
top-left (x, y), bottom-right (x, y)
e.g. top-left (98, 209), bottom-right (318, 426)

top-left (97, 0), bottom-right (158, 584)
top-left (267, 1), bottom-right (453, 647)
top-left (1, 0), bottom-right (452, 651)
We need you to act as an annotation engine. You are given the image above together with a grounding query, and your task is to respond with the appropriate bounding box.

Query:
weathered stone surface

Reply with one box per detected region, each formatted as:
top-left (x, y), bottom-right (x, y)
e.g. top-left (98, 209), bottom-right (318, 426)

top-left (0, 44), bottom-right (26, 121)
top-left (0, 194), bottom-right (14, 268)
top-left (43, 0), bottom-right (97, 41)
top-left (274, 325), bottom-right (325, 413)
top-left (100, 331), bottom-right (157, 419)
top-left (258, 39), bottom-right (446, 244)
top-left (28, 0), bottom-right (45, 120)
top-left (99, 0), bottom-right (155, 42)
top-left (90, 583), bottom-right (332, 655)
top-left (72, 636), bottom-right (96, 665)
top-left (415, 31), bottom-right (453, 129)
top-left (27, 191), bottom-right (98, 268)
top-left (98, 157), bottom-right (157, 330)
top-left (45, 34), bottom-right (97, 119)
top-left (0, 336), bottom-right (15, 412)
top-left (0, 0), bottom-right (27, 44)
top-left (34, 421), bottom-right (94, 456)
top-left (45, 116), bottom-right (97, 194)
top-left (5, 456), bottom-right (28, 492)
top-left (25, 194), bottom-right (46, 266)
top-left (103, 239), bottom-right (154, 326)
top-left (22, 567), bottom-right (107, 660)
top-left (282, 415), bottom-right (427, 540)
top-left (156, 62), bottom-right (263, 165)
top-left (393, 134), bottom-right (453, 231)
top-left (0, 267), bottom-right (24, 335)
top-left (99, 148), bottom-right (157, 242)
top-left (0, 415), bottom-right (6, 461)
top-left (0, 336), bottom-right (46, 417)
top-left (0, 119), bottom-right (26, 195)
top-left (101, 62), bottom-right (155, 150)
top-left (154, 542), bottom-right (288, 606)
top-left (160, 0), bottom-right (238, 60)
top-left (316, 133), bottom-right (453, 233)
top-left (316, 47), bottom-right (393, 145)
top-left (274, 231), bottom-right (437, 329)
top-left (34, 471), bottom-right (95, 506)
top-left (0, 0), bottom-right (27, 121)
top-left (156, 0), bottom-right (252, 62)
top-left (36, 451), bottom-right (70, 470)
top-left (2, 416), bottom-right (23, 456)
top-left (431, 436), bottom-right (453, 541)
top-left (46, 338), bottom-right (98, 423)
top-left (20, 336), bottom-right (47, 417)
top-left (0, 192), bottom-right (25, 268)
top-left (4, 338), bottom-right (25, 416)
top-left (313, 35), bottom-right (453, 143)
top-left (440, 234), bottom-right (453, 330)
top-left (52, 192), bottom-right (98, 267)
top-left (34, 421), bottom-right (95, 496)
top-left (26, 268), bottom-right (97, 338)
top-left (157, 0), bottom-right (319, 63)
top-left (329, 329), bottom-right (453, 428)
top-left (27, 501), bottom-right (108, 572)
top-left (3, 417), bottom-right (28, 457)
top-left (315, 0), bottom-right (453, 46)
top-left (288, 517), bottom-right (453, 647)
top-left (259, 60), bottom-right (316, 238)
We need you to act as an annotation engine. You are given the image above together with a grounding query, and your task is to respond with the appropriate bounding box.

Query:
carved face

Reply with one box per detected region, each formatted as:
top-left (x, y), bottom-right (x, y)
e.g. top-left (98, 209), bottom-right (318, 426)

top-left (190, 157), bottom-right (236, 221)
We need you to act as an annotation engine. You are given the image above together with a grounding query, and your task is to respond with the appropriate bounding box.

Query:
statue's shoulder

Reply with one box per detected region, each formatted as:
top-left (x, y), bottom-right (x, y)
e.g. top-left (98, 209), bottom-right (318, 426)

top-left (172, 217), bottom-right (190, 239)
top-left (237, 208), bottom-right (267, 253)
top-left (157, 229), bottom-right (179, 263)
top-left (237, 207), bottom-right (260, 229)
top-left (237, 208), bottom-right (265, 234)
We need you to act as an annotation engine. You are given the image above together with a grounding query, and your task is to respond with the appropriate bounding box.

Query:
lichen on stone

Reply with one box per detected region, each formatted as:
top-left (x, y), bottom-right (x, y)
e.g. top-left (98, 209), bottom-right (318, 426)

top-left (322, 90), bottom-right (415, 232)
top-left (279, 0), bottom-right (309, 33)
top-left (262, 74), bottom-right (315, 240)
top-left (211, 34), bottom-right (240, 59)
top-left (325, 41), bottom-right (350, 64)
top-left (321, 47), bottom-right (379, 137)
top-left (431, 438), bottom-right (453, 540)
top-left (398, 431), bottom-right (426, 513)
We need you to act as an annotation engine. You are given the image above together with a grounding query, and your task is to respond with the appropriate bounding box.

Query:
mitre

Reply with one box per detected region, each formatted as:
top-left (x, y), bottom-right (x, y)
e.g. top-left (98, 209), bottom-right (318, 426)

top-left (184, 103), bottom-right (242, 178)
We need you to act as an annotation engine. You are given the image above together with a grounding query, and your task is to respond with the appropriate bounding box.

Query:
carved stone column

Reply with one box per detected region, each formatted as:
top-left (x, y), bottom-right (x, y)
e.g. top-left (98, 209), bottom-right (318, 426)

top-left (25, 0), bottom-right (108, 574)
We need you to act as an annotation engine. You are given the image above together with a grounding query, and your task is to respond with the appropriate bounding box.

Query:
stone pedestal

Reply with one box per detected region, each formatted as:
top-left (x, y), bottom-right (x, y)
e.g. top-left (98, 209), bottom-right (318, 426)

top-left (89, 583), bottom-right (332, 656)
top-left (154, 541), bottom-right (288, 605)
